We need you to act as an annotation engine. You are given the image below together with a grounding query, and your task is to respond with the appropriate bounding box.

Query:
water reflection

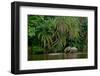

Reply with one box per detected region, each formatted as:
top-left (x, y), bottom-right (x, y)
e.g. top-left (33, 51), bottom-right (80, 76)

top-left (29, 53), bottom-right (87, 61)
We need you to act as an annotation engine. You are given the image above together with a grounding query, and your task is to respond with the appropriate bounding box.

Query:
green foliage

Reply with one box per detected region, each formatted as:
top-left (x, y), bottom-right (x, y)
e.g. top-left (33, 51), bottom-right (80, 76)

top-left (28, 15), bottom-right (88, 55)
top-left (79, 17), bottom-right (88, 51)
top-left (32, 46), bottom-right (44, 54)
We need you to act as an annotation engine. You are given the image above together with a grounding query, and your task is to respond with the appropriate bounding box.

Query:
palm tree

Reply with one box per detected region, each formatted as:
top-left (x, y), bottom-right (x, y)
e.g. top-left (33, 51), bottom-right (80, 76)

top-left (37, 18), bottom-right (55, 54)
top-left (52, 16), bottom-right (80, 52)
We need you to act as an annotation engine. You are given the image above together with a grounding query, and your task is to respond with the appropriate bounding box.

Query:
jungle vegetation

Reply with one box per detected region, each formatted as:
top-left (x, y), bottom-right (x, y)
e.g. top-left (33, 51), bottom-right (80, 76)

top-left (28, 15), bottom-right (88, 60)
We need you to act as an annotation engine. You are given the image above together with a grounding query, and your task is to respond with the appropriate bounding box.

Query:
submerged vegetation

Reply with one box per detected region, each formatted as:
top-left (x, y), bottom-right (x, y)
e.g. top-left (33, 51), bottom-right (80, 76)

top-left (28, 15), bottom-right (88, 60)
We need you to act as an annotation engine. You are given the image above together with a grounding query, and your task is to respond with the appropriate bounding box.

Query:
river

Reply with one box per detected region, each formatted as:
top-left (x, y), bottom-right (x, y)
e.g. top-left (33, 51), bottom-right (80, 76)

top-left (29, 53), bottom-right (87, 61)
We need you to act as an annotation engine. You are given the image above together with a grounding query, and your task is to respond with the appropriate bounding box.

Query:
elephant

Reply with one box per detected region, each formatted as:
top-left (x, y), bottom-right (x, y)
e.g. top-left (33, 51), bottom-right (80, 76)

top-left (64, 46), bottom-right (78, 54)
top-left (64, 46), bottom-right (71, 53)
top-left (70, 47), bottom-right (78, 53)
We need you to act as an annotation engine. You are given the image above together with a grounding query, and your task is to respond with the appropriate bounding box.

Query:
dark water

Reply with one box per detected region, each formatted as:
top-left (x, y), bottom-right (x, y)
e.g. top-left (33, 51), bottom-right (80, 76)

top-left (28, 53), bottom-right (87, 61)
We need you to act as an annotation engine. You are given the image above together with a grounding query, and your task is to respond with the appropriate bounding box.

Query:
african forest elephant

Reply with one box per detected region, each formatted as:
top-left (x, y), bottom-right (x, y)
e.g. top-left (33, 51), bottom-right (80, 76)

top-left (64, 46), bottom-right (71, 53)
top-left (64, 46), bottom-right (78, 54)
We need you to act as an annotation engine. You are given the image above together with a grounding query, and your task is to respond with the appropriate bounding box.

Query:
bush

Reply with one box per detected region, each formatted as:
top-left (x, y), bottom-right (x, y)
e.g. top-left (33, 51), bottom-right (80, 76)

top-left (32, 46), bottom-right (44, 54)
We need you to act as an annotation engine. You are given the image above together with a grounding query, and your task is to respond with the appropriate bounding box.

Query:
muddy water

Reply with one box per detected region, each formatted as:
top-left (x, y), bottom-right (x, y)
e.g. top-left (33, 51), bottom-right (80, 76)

top-left (29, 53), bottom-right (87, 61)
